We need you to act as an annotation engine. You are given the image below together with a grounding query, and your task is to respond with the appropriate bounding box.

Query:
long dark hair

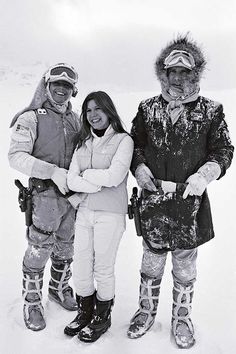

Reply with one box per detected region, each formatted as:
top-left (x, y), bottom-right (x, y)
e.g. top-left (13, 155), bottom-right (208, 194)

top-left (75, 91), bottom-right (127, 148)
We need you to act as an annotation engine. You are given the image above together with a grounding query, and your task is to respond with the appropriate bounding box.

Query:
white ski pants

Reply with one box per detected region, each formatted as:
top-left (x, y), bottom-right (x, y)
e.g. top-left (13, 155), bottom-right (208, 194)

top-left (73, 207), bottom-right (125, 300)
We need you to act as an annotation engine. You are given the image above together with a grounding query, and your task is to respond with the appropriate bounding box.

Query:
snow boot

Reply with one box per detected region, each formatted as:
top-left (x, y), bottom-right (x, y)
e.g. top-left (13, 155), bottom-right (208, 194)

top-left (78, 297), bottom-right (114, 343)
top-left (23, 271), bottom-right (46, 331)
top-left (127, 273), bottom-right (161, 339)
top-left (48, 258), bottom-right (78, 311)
top-left (171, 283), bottom-right (195, 349)
top-left (64, 292), bottom-right (96, 336)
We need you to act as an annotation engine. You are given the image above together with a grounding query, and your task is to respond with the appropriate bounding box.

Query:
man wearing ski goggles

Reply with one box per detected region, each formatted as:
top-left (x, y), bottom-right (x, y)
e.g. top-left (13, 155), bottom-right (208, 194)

top-left (9, 62), bottom-right (80, 332)
top-left (164, 50), bottom-right (195, 70)
top-left (127, 36), bottom-right (234, 350)
top-left (45, 63), bottom-right (78, 96)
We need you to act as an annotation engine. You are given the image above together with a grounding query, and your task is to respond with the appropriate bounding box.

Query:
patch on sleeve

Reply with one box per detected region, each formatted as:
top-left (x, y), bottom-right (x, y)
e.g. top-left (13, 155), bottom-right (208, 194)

top-left (16, 124), bottom-right (30, 135)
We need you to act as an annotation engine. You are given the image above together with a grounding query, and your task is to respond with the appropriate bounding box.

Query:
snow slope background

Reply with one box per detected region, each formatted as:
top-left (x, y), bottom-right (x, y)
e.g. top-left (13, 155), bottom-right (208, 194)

top-left (1, 0), bottom-right (236, 352)
top-left (0, 63), bottom-right (236, 354)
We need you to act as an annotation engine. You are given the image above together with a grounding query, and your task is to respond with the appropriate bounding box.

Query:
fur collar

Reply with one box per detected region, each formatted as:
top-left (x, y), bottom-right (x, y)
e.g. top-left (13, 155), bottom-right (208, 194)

top-left (155, 35), bottom-right (206, 92)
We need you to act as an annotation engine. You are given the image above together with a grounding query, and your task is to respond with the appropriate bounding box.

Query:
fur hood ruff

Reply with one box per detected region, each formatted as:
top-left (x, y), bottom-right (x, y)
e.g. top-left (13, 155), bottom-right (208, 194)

top-left (155, 34), bottom-right (206, 90)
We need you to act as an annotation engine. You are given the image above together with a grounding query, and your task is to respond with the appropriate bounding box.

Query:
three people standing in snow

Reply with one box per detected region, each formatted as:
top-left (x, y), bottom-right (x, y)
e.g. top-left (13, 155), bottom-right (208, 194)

top-left (9, 35), bottom-right (234, 348)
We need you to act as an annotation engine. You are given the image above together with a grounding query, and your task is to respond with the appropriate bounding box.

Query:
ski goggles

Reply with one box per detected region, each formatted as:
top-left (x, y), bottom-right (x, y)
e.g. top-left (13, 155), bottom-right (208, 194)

top-left (45, 64), bottom-right (78, 86)
top-left (164, 50), bottom-right (195, 70)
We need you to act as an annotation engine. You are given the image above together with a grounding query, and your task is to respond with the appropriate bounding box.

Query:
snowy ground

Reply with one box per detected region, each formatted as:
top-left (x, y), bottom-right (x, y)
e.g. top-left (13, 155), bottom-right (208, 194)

top-left (0, 67), bottom-right (236, 354)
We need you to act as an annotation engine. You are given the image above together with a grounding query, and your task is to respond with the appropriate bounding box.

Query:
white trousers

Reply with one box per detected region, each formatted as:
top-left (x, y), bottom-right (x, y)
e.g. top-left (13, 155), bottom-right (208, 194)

top-left (73, 207), bottom-right (125, 300)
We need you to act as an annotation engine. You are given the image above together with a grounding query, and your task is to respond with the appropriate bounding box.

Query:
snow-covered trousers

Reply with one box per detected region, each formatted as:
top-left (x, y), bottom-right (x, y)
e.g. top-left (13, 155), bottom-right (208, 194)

top-left (23, 187), bottom-right (75, 273)
top-left (73, 207), bottom-right (126, 301)
top-left (141, 242), bottom-right (197, 286)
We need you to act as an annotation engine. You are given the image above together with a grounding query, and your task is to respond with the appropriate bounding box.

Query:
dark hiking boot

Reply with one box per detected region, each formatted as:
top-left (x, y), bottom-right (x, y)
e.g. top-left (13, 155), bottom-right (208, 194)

top-left (64, 293), bottom-right (95, 336)
top-left (48, 258), bottom-right (78, 311)
top-left (78, 298), bottom-right (114, 343)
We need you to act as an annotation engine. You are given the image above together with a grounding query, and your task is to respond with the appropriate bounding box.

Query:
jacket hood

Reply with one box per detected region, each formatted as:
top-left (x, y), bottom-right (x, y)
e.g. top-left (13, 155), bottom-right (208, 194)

top-left (155, 35), bottom-right (206, 89)
top-left (10, 73), bottom-right (72, 128)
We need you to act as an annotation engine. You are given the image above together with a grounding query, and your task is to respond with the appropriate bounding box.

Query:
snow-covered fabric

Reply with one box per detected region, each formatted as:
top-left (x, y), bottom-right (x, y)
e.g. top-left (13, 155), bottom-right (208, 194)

top-left (141, 244), bottom-right (197, 285)
top-left (127, 273), bottom-right (161, 339)
top-left (8, 69), bottom-right (80, 298)
top-left (131, 95), bottom-right (234, 250)
top-left (23, 187), bottom-right (75, 273)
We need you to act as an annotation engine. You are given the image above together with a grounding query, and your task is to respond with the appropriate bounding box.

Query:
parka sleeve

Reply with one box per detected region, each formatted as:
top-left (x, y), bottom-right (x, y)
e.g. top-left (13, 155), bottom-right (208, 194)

top-left (8, 111), bottom-right (56, 178)
top-left (206, 103), bottom-right (234, 178)
top-left (130, 103), bottom-right (148, 174)
top-left (82, 135), bottom-right (134, 187)
top-left (67, 149), bottom-right (101, 193)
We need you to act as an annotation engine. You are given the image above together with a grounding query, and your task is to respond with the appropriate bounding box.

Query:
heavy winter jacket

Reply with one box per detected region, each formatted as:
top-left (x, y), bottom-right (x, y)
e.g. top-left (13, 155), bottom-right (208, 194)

top-left (8, 101), bottom-right (80, 179)
top-left (131, 94), bottom-right (234, 251)
top-left (67, 125), bottom-right (134, 214)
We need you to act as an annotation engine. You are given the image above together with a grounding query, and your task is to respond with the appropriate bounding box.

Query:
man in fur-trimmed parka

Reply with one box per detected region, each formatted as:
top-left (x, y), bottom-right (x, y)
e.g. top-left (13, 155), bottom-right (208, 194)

top-left (127, 36), bottom-right (234, 348)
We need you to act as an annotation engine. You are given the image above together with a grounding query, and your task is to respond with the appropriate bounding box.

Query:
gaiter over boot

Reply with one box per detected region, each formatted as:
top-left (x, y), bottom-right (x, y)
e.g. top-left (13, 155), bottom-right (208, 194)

top-left (48, 258), bottom-right (78, 311)
top-left (127, 273), bottom-right (161, 339)
top-left (23, 271), bottom-right (46, 331)
top-left (78, 297), bottom-right (114, 343)
top-left (171, 283), bottom-right (195, 349)
top-left (64, 292), bottom-right (95, 336)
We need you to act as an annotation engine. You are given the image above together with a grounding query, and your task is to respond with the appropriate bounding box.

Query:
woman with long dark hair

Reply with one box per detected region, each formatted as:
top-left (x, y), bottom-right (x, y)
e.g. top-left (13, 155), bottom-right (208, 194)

top-left (64, 91), bottom-right (133, 342)
top-left (76, 91), bottom-right (128, 148)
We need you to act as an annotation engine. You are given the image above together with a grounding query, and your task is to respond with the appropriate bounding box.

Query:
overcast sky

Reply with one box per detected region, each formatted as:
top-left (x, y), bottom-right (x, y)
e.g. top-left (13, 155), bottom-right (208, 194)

top-left (1, 0), bottom-right (236, 92)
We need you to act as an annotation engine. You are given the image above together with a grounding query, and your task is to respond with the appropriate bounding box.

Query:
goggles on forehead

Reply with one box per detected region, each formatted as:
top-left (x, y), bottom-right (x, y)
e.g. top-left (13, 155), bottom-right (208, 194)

top-left (164, 50), bottom-right (195, 70)
top-left (45, 63), bottom-right (78, 86)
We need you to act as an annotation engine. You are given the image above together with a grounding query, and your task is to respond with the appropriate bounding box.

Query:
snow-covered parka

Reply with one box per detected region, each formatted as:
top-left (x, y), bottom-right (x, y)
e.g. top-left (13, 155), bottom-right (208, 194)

top-left (8, 101), bottom-right (80, 179)
top-left (131, 94), bottom-right (234, 251)
top-left (67, 125), bottom-right (134, 214)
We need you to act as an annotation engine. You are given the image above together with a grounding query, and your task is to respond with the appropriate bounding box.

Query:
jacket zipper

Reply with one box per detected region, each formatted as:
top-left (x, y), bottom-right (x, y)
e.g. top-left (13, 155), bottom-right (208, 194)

top-left (62, 114), bottom-right (67, 168)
